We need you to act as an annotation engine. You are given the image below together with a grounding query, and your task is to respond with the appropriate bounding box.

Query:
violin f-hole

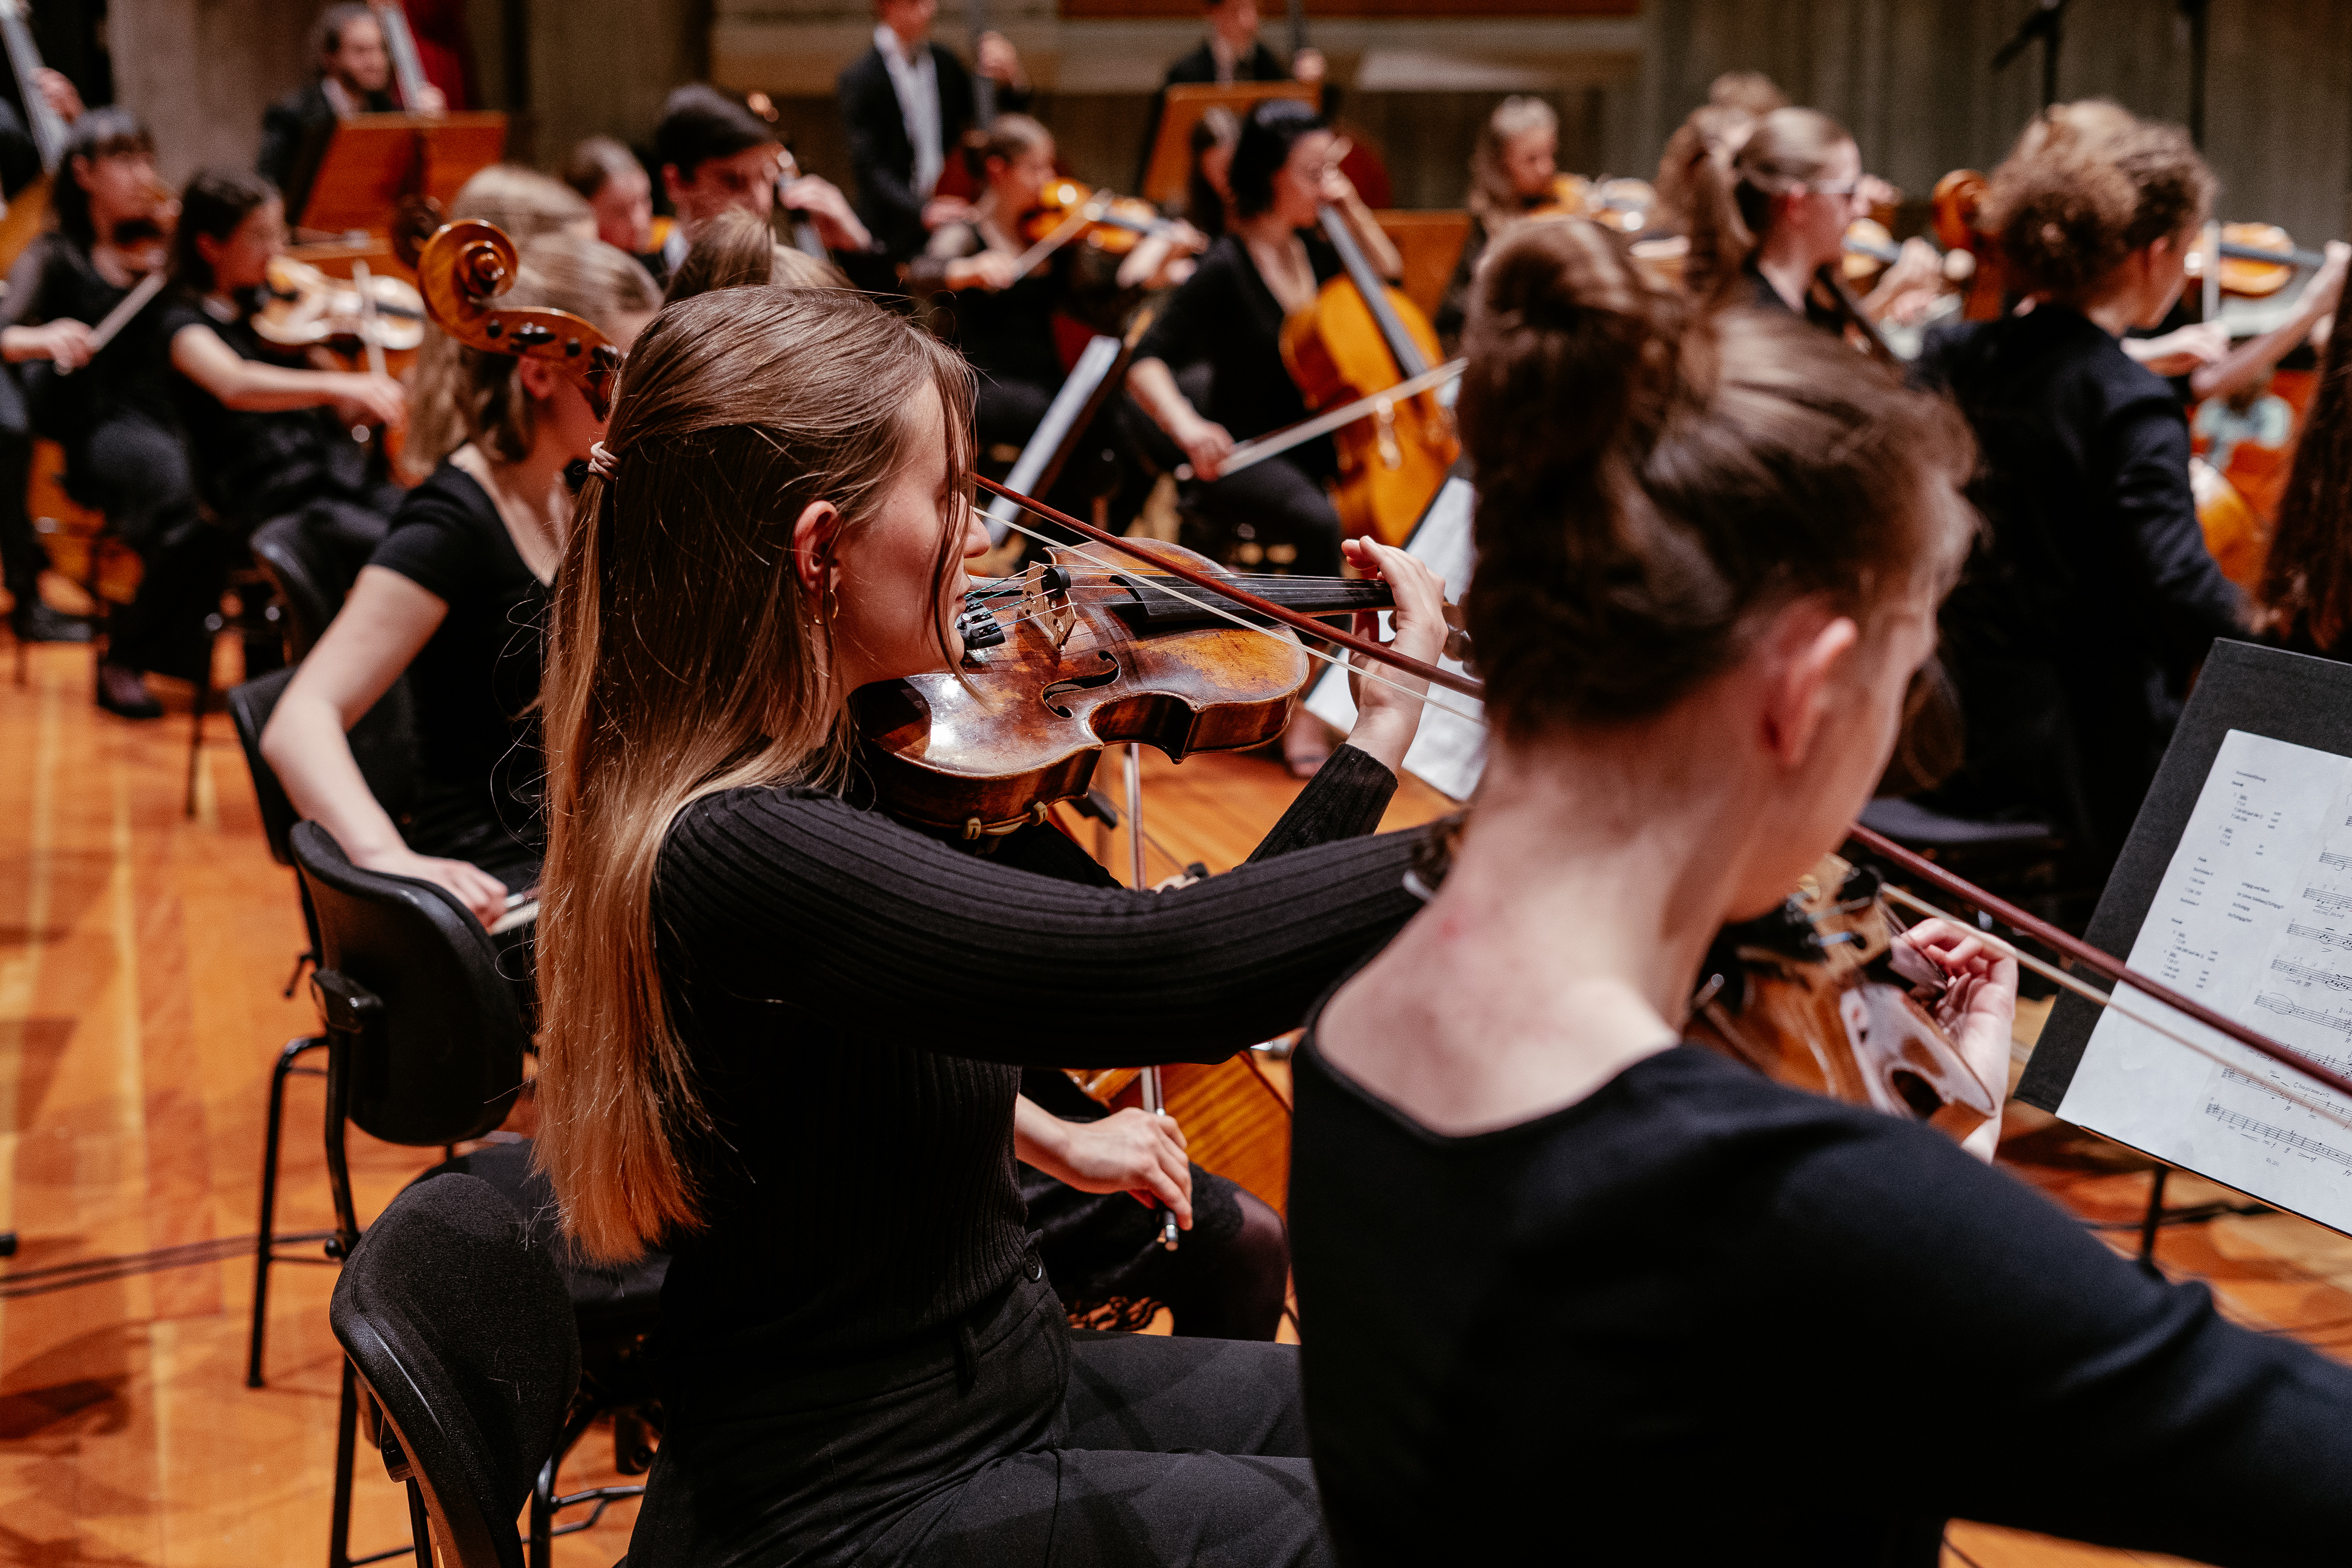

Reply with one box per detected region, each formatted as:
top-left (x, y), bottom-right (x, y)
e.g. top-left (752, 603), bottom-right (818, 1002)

top-left (1041, 652), bottom-right (1120, 717)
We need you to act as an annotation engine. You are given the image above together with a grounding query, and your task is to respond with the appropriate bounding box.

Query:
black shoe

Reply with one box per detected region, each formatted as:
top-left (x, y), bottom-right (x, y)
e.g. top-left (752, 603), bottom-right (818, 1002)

top-left (96, 662), bottom-right (164, 720)
top-left (10, 600), bottom-right (93, 643)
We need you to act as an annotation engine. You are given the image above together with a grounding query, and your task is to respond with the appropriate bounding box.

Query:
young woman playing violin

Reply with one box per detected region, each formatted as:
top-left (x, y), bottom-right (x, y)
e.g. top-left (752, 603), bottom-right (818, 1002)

top-left (533, 283), bottom-right (1446, 1568)
top-left (1914, 108), bottom-right (2244, 881)
top-left (1289, 213), bottom-right (2352, 1567)
top-left (261, 232), bottom-right (660, 954)
top-left (2, 109), bottom-right (192, 716)
top-left (1683, 105), bottom-right (1938, 330)
top-left (906, 114), bottom-right (1192, 519)
top-left (1435, 94), bottom-right (1562, 347)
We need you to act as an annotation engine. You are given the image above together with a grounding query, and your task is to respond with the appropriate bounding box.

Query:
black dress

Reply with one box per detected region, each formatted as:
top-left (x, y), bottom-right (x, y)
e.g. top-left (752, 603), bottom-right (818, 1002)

top-left (1134, 230), bottom-right (1345, 575)
top-left (625, 751), bottom-right (1426, 1568)
top-left (1291, 1038), bottom-right (2352, 1566)
top-left (2, 235), bottom-right (203, 676)
top-left (1912, 305), bottom-right (2243, 873)
top-left (364, 463), bottom-right (547, 891)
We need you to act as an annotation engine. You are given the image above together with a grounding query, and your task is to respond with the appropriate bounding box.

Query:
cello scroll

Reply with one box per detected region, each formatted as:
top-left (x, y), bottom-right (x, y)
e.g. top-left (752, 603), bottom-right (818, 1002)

top-left (413, 219), bottom-right (623, 418)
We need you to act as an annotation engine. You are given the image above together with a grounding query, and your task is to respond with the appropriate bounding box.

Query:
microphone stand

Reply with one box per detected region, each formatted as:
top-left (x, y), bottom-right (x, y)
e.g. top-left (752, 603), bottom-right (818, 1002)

top-left (2179, 0), bottom-right (2211, 148)
top-left (1990, 0), bottom-right (2073, 109)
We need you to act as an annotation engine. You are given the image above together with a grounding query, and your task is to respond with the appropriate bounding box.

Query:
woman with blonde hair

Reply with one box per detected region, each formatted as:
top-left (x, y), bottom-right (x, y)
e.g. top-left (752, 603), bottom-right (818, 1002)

top-left (262, 233), bottom-right (660, 936)
top-left (1915, 103), bottom-right (2244, 878)
top-left (533, 282), bottom-right (1446, 1566)
top-left (1435, 94), bottom-right (1562, 345)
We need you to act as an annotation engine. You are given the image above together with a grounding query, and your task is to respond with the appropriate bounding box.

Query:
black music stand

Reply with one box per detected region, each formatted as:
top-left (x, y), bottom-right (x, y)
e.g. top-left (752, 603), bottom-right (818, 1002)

top-left (289, 111), bottom-right (506, 237)
top-left (1990, 0), bottom-right (2073, 109)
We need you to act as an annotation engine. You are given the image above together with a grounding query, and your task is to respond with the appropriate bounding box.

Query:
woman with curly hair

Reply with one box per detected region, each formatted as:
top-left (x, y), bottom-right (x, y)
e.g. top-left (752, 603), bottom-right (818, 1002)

top-left (1913, 102), bottom-right (2246, 879)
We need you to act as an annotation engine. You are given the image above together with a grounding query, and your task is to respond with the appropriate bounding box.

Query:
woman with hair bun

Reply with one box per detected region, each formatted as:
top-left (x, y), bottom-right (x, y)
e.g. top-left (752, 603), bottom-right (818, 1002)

top-left (1915, 104), bottom-right (2245, 877)
top-left (1682, 104), bottom-right (1936, 327)
top-left (1288, 213), bottom-right (2352, 1566)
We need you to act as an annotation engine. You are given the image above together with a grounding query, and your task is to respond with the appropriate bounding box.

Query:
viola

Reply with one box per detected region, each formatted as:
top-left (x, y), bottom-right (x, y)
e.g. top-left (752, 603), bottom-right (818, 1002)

top-left (1277, 203), bottom-right (1459, 546)
top-left (256, 253), bottom-right (426, 355)
top-left (2187, 221), bottom-right (2330, 299)
top-left (854, 529), bottom-right (1470, 838)
top-left (410, 218), bottom-right (623, 418)
top-left (1023, 177), bottom-right (1202, 260)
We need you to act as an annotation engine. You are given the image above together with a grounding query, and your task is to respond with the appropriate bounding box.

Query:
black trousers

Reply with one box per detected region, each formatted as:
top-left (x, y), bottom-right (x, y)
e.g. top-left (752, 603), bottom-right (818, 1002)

top-left (0, 367), bottom-right (41, 603)
top-left (629, 1265), bottom-right (1330, 1568)
top-left (1182, 453), bottom-right (1344, 579)
top-left (74, 410), bottom-right (218, 678)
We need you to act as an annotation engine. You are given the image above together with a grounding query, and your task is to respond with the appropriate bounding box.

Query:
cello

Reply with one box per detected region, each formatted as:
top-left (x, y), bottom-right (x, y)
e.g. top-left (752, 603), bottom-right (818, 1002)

top-left (1278, 197), bottom-right (1458, 547)
top-left (0, 0), bottom-right (67, 274)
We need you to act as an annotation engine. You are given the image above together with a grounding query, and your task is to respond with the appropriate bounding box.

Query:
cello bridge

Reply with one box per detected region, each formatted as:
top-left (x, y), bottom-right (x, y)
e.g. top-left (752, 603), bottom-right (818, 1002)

top-left (1374, 398), bottom-right (1402, 471)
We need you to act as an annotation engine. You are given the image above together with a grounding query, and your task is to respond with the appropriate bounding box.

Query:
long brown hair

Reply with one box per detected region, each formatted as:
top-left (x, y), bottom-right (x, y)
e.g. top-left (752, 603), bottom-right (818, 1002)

top-left (662, 208), bottom-right (846, 303)
top-left (1459, 218), bottom-right (1976, 736)
top-left (1681, 106), bottom-right (1853, 307)
top-left (2259, 278), bottom-right (2352, 651)
top-left (535, 287), bottom-right (975, 1263)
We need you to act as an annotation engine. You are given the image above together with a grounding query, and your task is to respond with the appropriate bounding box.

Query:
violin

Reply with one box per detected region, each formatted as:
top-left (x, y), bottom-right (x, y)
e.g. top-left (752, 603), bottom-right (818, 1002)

top-left (2186, 221), bottom-right (2330, 299)
top-left (410, 218), bottom-right (623, 418)
top-left (1023, 177), bottom-right (1204, 260)
top-left (1278, 203), bottom-right (1459, 546)
top-left (255, 253), bottom-right (426, 355)
top-left (1930, 168), bottom-right (2011, 322)
top-left (856, 527), bottom-right (1471, 838)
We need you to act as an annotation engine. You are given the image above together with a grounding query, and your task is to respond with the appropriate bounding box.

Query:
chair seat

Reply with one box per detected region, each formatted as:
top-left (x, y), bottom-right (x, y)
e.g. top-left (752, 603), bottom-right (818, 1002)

top-left (422, 1138), bottom-right (667, 1338)
top-left (1859, 796), bottom-right (2058, 850)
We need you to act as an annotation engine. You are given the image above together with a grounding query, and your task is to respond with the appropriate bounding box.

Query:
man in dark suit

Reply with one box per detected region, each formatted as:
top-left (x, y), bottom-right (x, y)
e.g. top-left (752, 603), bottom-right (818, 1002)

top-left (836, 0), bottom-right (1027, 264)
top-left (1136, 0), bottom-right (1323, 191)
top-left (258, 2), bottom-right (446, 219)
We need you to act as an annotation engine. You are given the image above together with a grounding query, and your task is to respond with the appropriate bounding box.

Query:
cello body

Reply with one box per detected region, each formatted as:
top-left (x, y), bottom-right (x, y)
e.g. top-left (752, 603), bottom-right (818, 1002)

top-left (1278, 256), bottom-right (1457, 547)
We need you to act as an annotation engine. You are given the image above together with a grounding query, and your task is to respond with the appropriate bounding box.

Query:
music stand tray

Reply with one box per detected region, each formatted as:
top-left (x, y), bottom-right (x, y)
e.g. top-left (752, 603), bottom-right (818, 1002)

top-left (1141, 82), bottom-right (1318, 209)
top-left (292, 111), bottom-right (507, 236)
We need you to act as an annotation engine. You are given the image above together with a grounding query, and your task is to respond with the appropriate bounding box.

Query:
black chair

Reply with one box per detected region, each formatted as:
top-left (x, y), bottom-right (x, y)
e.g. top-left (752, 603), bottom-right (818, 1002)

top-left (283, 820), bottom-right (534, 1564)
top-left (330, 1171), bottom-right (579, 1568)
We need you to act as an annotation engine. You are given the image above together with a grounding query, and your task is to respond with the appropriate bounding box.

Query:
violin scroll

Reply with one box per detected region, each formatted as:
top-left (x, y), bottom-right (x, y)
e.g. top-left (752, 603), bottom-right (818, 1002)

top-left (414, 219), bottom-right (623, 419)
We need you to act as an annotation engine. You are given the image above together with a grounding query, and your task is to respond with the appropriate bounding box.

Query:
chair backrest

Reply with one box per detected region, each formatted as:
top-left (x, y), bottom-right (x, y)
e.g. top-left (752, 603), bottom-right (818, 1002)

top-left (332, 1172), bottom-right (580, 1568)
top-left (292, 820), bottom-right (527, 1147)
top-left (250, 509), bottom-right (347, 661)
top-left (229, 672), bottom-right (420, 868)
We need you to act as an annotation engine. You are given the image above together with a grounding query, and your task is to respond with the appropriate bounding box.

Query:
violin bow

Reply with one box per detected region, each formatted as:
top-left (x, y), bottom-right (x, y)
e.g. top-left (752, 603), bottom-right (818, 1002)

top-left (979, 476), bottom-right (2350, 1107)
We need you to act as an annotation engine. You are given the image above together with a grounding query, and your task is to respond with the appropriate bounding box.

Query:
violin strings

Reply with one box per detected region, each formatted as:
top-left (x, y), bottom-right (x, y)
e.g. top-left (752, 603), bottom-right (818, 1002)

top-left (980, 509), bottom-right (1488, 728)
top-left (1880, 884), bottom-right (2352, 1134)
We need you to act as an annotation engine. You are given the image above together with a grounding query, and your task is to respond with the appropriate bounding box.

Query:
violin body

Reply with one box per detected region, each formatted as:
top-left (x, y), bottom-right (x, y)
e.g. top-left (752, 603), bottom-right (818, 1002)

top-left (1931, 169), bottom-right (2009, 321)
top-left (1279, 273), bottom-right (1457, 547)
top-left (257, 253), bottom-right (426, 354)
top-left (853, 541), bottom-right (1311, 837)
top-left (1688, 854), bottom-right (2002, 1145)
top-left (1025, 177), bottom-right (1185, 258)
top-left (2217, 221), bottom-right (2298, 297)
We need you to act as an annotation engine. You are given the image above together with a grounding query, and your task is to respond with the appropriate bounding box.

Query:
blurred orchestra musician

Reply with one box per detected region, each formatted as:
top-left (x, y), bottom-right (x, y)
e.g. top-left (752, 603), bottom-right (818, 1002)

top-left (653, 85), bottom-right (868, 287)
top-left (563, 135), bottom-right (665, 281)
top-left (836, 0), bottom-right (1028, 263)
top-left (257, 2), bottom-right (447, 195)
top-left (1435, 95), bottom-right (1558, 349)
top-left (1138, 0), bottom-right (1324, 191)
top-left (0, 65), bottom-right (83, 644)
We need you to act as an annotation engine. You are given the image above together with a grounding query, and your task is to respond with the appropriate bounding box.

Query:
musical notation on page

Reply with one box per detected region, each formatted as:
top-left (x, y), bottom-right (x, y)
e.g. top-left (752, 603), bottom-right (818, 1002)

top-left (2059, 729), bottom-right (2352, 1232)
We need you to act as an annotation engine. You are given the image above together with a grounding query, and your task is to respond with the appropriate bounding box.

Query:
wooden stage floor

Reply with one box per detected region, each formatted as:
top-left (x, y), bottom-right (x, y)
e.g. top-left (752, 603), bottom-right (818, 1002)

top-left (0, 634), bottom-right (2337, 1566)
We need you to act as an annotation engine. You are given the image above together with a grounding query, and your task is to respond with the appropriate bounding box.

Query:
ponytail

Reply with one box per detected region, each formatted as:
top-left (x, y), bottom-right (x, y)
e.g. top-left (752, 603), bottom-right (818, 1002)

top-left (1681, 106), bottom-right (1853, 307)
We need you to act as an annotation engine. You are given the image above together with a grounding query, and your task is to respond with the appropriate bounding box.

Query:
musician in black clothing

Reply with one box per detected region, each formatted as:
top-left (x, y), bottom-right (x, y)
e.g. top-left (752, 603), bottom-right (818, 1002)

top-left (1292, 212), bottom-right (2352, 1568)
top-left (1914, 107), bottom-right (2244, 877)
top-left (532, 285), bottom-right (1446, 1568)
top-left (2, 109), bottom-right (197, 714)
top-left (1136, 0), bottom-right (1325, 191)
top-left (836, 0), bottom-right (1027, 263)
top-left (0, 65), bottom-right (84, 644)
top-left (258, 2), bottom-right (445, 216)
top-left (651, 85), bottom-right (867, 287)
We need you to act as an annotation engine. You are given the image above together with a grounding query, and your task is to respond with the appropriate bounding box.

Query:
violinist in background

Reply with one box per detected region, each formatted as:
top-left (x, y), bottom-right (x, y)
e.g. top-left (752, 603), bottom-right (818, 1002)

top-left (156, 172), bottom-right (409, 648)
top-left (837, 0), bottom-right (1028, 263)
top-left (563, 136), bottom-right (666, 280)
top-left (1682, 105), bottom-right (1939, 329)
top-left (530, 282), bottom-right (1444, 1568)
top-left (1435, 95), bottom-right (1561, 349)
top-left (258, 2), bottom-right (446, 195)
top-left (907, 114), bottom-right (1189, 519)
top-left (0, 65), bottom-right (84, 645)
top-left (1288, 210), bottom-right (2352, 1568)
top-left (262, 233), bottom-right (657, 952)
top-left (654, 85), bottom-right (867, 287)
top-left (2, 109), bottom-right (193, 716)
top-left (1915, 105), bottom-right (2244, 882)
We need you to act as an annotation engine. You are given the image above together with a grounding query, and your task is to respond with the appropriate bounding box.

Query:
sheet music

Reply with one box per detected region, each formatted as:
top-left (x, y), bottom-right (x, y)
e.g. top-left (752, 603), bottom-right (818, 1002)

top-left (1304, 475), bottom-right (1485, 801)
top-left (2057, 728), bottom-right (2352, 1229)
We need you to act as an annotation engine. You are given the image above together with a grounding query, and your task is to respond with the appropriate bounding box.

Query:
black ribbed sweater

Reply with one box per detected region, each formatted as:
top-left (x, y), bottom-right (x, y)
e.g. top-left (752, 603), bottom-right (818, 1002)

top-left (650, 744), bottom-right (1419, 1358)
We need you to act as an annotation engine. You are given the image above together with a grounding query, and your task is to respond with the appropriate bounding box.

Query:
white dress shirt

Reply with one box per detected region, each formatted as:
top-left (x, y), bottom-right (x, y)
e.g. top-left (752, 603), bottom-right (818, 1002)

top-left (875, 23), bottom-right (944, 202)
